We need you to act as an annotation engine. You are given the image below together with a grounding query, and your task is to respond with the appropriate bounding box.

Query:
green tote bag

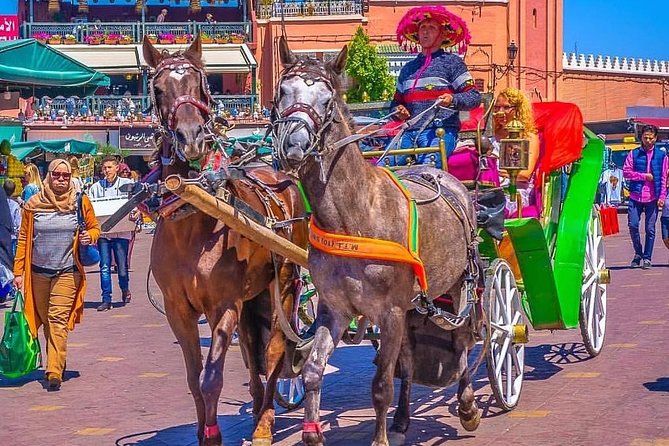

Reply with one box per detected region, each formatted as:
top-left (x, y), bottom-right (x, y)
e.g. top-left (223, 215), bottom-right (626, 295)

top-left (0, 290), bottom-right (41, 379)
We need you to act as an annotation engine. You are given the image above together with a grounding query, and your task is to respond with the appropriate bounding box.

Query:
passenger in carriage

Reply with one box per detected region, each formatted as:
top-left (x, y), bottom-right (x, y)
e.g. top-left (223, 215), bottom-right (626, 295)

top-left (389, 5), bottom-right (481, 168)
top-left (490, 87), bottom-right (541, 215)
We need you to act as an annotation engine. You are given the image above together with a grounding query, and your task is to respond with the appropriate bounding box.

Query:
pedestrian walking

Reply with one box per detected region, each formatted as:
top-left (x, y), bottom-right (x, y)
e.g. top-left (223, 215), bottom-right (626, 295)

top-left (622, 124), bottom-right (668, 268)
top-left (12, 159), bottom-right (100, 391)
top-left (4, 180), bottom-right (21, 259)
top-left (21, 163), bottom-right (42, 202)
top-left (88, 156), bottom-right (134, 311)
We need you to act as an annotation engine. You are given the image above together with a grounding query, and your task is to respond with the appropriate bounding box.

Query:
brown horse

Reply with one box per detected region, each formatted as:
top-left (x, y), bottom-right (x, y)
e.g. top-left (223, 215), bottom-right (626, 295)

top-left (272, 37), bottom-right (482, 446)
top-left (143, 35), bottom-right (308, 446)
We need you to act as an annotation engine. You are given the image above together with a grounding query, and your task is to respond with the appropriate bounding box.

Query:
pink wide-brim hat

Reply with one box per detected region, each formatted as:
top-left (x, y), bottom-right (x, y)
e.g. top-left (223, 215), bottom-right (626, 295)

top-left (396, 5), bottom-right (471, 55)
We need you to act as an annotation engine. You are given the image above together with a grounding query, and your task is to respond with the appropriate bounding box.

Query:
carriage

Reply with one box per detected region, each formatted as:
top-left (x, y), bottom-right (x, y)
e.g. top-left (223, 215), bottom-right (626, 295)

top-left (348, 96), bottom-right (612, 410)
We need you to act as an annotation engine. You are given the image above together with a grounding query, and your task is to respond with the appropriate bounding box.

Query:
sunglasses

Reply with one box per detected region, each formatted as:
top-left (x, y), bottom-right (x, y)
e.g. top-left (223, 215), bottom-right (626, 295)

top-left (51, 171), bottom-right (71, 180)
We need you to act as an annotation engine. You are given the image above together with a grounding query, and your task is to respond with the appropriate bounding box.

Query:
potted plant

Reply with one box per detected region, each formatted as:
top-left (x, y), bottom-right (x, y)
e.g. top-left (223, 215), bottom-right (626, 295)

top-left (64, 34), bottom-right (77, 44)
top-left (175, 33), bottom-right (191, 44)
top-left (32, 32), bottom-right (51, 44)
top-left (119, 34), bottom-right (133, 44)
top-left (159, 33), bottom-right (175, 44)
top-left (104, 33), bottom-right (121, 44)
top-left (146, 33), bottom-right (158, 44)
top-left (200, 32), bottom-right (213, 44)
top-left (86, 33), bottom-right (104, 45)
top-left (48, 34), bottom-right (63, 44)
top-left (230, 32), bottom-right (245, 44)
top-left (215, 33), bottom-right (230, 44)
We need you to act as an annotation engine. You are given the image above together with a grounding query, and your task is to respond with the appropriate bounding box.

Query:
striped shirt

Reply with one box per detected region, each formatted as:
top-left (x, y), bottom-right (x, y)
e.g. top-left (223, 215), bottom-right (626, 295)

top-left (391, 49), bottom-right (481, 131)
top-left (32, 212), bottom-right (78, 272)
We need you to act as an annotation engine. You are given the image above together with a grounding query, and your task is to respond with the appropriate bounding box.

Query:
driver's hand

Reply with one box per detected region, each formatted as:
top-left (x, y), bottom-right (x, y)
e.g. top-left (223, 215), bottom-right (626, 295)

top-left (438, 93), bottom-right (454, 108)
top-left (395, 105), bottom-right (410, 121)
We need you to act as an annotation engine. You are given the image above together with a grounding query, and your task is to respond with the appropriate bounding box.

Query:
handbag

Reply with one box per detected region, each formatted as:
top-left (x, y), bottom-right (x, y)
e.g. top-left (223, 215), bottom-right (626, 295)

top-left (76, 193), bottom-right (100, 266)
top-left (0, 290), bottom-right (41, 379)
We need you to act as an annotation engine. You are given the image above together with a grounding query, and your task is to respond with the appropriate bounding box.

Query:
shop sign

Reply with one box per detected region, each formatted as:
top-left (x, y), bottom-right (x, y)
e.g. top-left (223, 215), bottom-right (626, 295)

top-left (119, 127), bottom-right (156, 151)
top-left (0, 16), bottom-right (18, 41)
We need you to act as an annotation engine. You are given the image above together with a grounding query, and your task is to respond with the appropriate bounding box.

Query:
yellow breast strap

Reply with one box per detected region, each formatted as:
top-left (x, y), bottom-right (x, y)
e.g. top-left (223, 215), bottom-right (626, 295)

top-left (308, 168), bottom-right (428, 292)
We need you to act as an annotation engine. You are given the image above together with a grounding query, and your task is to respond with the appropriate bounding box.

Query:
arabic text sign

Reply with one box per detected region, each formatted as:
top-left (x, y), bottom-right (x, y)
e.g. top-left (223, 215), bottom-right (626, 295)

top-left (0, 16), bottom-right (18, 41)
top-left (119, 127), bottom-right (156, 151)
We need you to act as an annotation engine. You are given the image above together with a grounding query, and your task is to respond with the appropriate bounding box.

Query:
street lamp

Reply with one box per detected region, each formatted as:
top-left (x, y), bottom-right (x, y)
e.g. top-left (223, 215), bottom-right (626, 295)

top-left (507, 41), bottom-right (518, 69)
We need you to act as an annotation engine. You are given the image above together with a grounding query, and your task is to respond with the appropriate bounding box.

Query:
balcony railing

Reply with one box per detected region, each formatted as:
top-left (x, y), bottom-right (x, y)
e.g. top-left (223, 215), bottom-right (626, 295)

top-left (29, 95), bottom-right (257, 121)
top-left (257, 0), bottom-right (363, 19)
top-left (21, 21), bottom-right (251, 45)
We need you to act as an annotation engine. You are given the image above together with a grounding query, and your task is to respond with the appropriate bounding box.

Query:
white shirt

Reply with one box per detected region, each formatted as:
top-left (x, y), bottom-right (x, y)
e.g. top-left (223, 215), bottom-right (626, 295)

top-left (89, 176), bottom-right (134, 240)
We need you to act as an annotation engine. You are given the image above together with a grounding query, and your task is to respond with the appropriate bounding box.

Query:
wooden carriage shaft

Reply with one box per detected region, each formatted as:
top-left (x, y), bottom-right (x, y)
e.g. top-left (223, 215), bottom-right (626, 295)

top-left (164, 175), bottom-right (309, 268)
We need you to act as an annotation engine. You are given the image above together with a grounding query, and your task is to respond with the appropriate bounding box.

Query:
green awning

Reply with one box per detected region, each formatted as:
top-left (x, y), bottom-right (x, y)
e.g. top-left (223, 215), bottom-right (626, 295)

top-left (11, 139), bottom-right (97, 161)
top-left (0, 39), bottom-right (110, 96)
top-left (0, 124), bottom-right (23, 145)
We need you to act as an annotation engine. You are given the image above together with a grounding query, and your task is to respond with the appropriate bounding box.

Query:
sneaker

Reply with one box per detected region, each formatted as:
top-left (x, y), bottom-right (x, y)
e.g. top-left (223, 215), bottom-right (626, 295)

top-left (122, 290), bottom-right (132, 304)
top-left (97, 301), bottom-right (112, 312)
top-left (642, 259), bottom-right (652, 269)
top-left (630, 256), bottom-right (642, 268)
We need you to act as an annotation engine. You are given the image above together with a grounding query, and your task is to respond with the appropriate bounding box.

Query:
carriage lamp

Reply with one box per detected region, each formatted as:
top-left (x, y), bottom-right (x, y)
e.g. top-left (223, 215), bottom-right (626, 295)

top-left (498, 118), bottom-right (529, 203)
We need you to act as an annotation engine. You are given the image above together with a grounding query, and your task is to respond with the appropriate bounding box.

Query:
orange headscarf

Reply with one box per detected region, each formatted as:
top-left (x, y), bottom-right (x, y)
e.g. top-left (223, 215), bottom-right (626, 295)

top-left (23, 159), bottom-right (77, 213)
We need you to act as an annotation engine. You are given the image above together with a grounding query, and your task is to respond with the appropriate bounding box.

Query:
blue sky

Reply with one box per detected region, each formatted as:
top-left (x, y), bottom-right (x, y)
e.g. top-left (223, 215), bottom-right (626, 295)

top-left (563, 0), bottom-right (669, 61)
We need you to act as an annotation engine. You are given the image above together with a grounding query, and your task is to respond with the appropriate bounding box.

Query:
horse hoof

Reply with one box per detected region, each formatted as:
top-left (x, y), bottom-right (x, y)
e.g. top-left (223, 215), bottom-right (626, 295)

top-left (388, 430), bottom-right (406, 446)
top-left (251, 437), bottom-right (272, 446)
top-left (459, 409), bottom-right (481, 432)
top-left (302, 432), bottom-right (324, 446)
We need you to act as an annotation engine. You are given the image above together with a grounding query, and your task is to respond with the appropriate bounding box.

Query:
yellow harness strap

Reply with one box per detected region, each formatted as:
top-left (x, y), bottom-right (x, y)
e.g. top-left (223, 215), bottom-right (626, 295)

top-left (308, 168), bottom-right (428, 292)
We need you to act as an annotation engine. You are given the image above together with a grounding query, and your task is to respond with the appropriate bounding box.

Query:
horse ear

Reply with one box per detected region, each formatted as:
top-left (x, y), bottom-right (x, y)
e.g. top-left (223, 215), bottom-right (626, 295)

top-left (328, 44), bottom-right (348, 75)
top-left (184, 34), bottom-right (203, 62)
top-left (278, 36), bottom-right (296, 67)
top-left (142, 35), bottom-right (162, 69)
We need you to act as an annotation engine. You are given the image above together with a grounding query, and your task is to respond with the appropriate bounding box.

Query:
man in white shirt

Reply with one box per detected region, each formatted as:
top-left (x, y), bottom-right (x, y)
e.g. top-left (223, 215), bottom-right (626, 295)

top-left (89, 156), bottom-right (134, 311)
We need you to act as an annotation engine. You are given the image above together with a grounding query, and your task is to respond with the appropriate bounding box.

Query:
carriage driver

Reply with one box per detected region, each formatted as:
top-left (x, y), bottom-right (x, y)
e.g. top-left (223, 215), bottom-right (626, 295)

top-left (390, 5), bottom-right (482, 168)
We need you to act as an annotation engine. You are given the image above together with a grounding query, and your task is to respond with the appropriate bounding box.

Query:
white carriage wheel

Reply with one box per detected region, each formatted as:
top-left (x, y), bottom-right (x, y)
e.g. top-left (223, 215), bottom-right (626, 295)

top-left (579, 207), bottom-right (607, 357)
top-left (275, 270), bottom-right (315, 410)
top-left (484, 259), bottom-right (525, 411)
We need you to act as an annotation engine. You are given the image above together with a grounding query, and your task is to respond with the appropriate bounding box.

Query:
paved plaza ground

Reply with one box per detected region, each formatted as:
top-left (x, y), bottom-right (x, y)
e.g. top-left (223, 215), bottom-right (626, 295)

top-left (0, 214), bottom-right (668, 446)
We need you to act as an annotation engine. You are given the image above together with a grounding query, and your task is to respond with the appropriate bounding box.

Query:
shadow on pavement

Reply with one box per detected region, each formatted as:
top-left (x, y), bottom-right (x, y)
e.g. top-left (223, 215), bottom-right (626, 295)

top-left (643, 377), bottom-right (669, 392)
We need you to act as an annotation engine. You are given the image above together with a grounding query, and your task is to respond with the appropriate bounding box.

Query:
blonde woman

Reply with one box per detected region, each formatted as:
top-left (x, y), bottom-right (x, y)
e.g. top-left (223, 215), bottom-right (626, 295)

top-left (492, 87), bottom-right (540, 184)
top-left (491, 87), bottom-right (540, 216)
top-left (67, 156), bottom-right (85, 193)
top-left (22, 163), bottom-right (43, 202)
top-left (13, 159), bottom-right (100, 391)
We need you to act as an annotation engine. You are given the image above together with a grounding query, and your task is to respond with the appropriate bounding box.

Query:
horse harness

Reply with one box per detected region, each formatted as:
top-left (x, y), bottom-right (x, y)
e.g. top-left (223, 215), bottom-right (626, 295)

top-left (149, 54), bottom-right (220, 166)
top-left (271, 58), bottom-right (339, 174)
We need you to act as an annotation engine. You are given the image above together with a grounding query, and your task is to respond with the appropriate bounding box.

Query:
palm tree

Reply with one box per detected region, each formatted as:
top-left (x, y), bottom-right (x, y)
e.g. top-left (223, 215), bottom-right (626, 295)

top-left (48, 0), bottom-right (60, 15)
top-left (190, 0), bottom-right (202, 13)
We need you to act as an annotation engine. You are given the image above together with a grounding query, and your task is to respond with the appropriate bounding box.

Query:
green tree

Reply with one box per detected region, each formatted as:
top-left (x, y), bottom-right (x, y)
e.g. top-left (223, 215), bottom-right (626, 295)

top-left (345, 27), bottom-right (395, 103)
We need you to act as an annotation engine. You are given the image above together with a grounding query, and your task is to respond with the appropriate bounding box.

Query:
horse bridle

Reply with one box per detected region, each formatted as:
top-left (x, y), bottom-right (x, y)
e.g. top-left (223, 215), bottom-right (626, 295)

top-left (271, 59), bottom-right (338, 170)
top-left (149, 55), bottom-right (217, 165)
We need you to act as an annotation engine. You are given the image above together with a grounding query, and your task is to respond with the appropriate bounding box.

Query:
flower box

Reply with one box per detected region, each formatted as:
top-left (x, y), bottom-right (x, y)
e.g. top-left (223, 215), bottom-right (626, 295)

top-left (63, 38), bottom-right (77, 45)
top-left (147, 36), bottom-right (158, 44)
top-left (104, 38), bottom-right (118, 45)
top-left (201, 37), bottom-right (213, 44)
top-left (36, 39), bottom-right (47, 44)
top-left (230, 37), bottom-right (244, 44)
top-left (48, 37), bottom-right (62, 45)
top-left (159, 39), bottom-right (173, 44)
top-left (175, 37), bottom-right (189, 44)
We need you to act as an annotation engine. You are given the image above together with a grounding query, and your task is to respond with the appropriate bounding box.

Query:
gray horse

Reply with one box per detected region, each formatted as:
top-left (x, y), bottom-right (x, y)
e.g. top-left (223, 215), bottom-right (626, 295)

top-left (272, 37), bottom-right (482, 446)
